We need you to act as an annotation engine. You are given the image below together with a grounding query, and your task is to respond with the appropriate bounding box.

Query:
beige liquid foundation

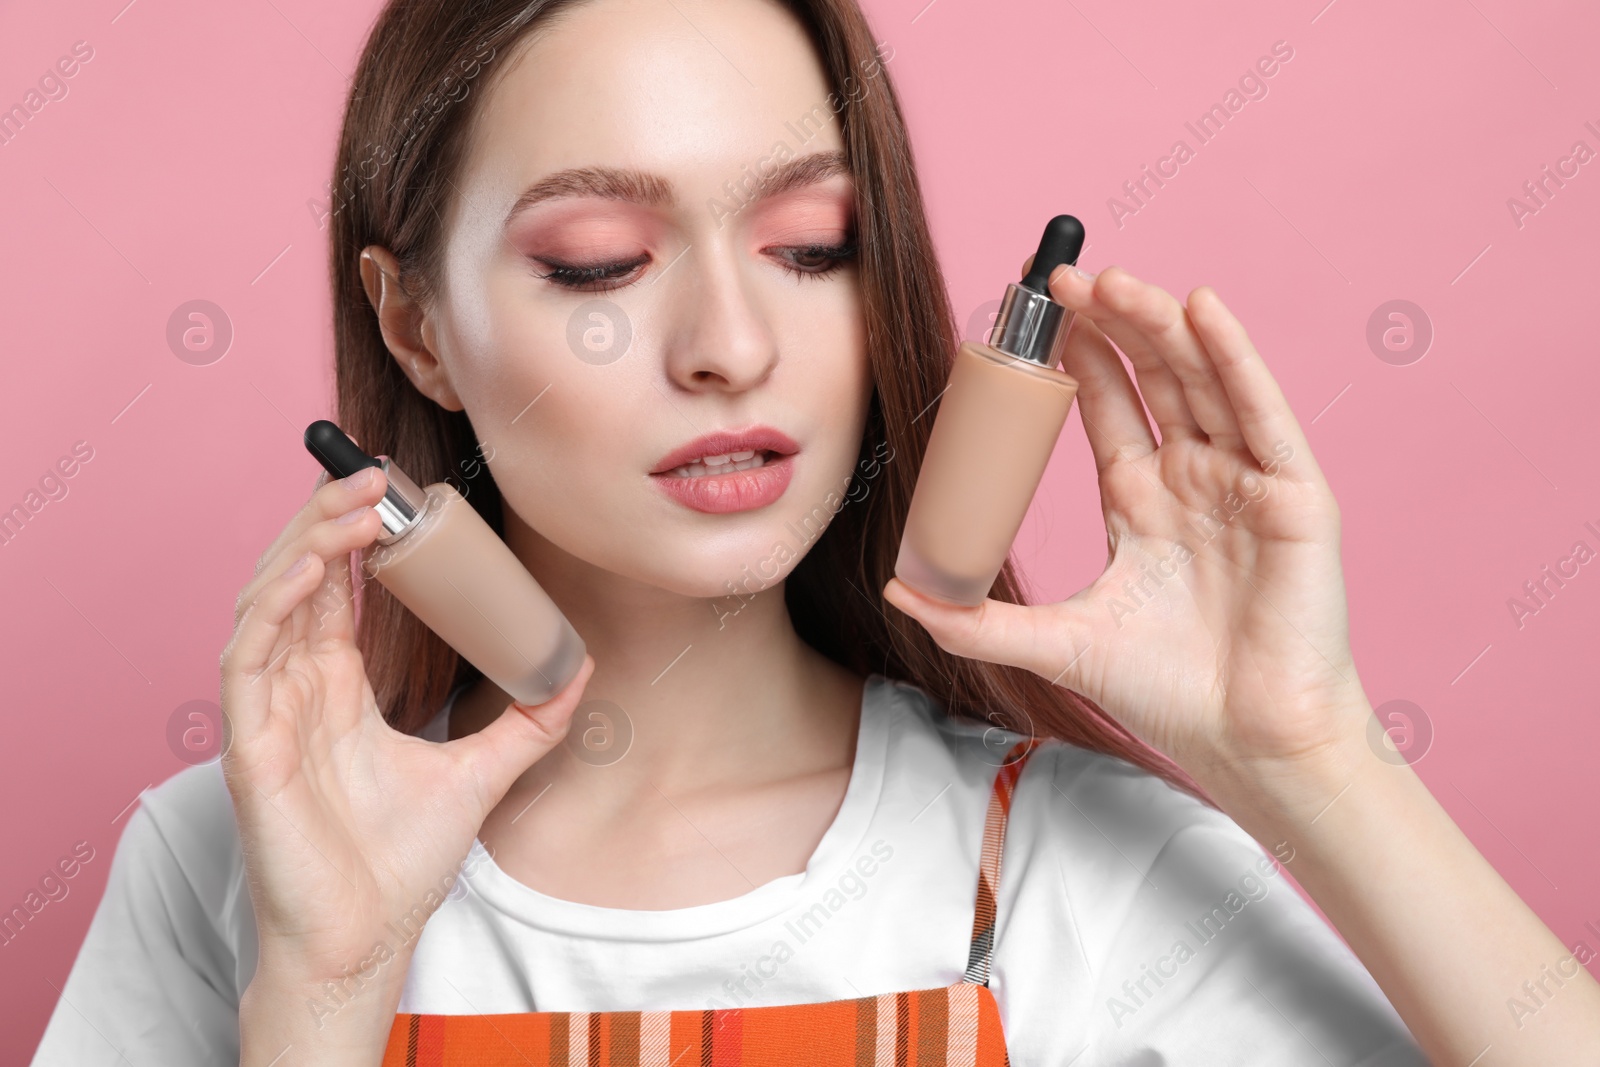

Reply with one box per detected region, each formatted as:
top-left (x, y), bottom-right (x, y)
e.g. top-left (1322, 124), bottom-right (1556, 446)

top-left (304, 421), bottom-right (586, 706)
top-left (894, 215), bottom-right (1085, 606)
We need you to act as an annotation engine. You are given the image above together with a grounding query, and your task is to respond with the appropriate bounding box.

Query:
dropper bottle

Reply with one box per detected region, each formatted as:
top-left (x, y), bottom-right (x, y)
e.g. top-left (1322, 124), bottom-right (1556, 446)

top-left (304, 420), bottom-right (586, 706)
top-left (894, 215), bottom-right (1085, 606)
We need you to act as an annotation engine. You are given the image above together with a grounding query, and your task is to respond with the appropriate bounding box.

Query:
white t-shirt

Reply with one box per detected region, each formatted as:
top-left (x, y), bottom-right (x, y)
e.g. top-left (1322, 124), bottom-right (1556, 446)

top-left (32, 672), bottom-right (1426, 1065)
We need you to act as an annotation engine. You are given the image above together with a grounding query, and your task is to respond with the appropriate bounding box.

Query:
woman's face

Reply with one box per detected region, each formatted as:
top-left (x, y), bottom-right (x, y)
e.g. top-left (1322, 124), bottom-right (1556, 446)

top-left (423, 0), bottom-right (872, 600)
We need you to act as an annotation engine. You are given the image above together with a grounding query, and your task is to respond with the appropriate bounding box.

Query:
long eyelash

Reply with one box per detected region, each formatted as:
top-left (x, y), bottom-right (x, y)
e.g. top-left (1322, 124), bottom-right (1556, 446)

top-left (531, 242), bottom-right (859, 293)
top-left (531, 257), bottom-right (647, 293)
top-left (779, 241), bottom-right (858, 281)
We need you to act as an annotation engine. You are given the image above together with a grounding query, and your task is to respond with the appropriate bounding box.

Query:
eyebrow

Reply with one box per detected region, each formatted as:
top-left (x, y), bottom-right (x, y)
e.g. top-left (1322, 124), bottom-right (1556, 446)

top-left (503, 149), bottom-right (850, 225)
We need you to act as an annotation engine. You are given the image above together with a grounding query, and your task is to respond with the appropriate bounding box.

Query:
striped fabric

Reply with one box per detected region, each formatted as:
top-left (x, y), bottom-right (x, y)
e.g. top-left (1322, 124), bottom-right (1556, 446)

top-left (382, 736), bottom-right (1044, 1066)
top-left (962, 737), bottom-right (1038, 986)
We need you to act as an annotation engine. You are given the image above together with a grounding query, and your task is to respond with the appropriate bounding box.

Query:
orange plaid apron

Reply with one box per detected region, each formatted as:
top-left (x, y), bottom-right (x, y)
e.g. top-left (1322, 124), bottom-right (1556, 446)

top-left (382, 737), bottom-right (1043, 1066)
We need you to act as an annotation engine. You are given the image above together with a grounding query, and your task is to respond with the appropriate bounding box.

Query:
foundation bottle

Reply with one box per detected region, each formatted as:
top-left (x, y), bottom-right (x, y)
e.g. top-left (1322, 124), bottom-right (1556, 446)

top-left (304, 420), bottom-right (586, 706)
top-left (894, 215), bottom-right (1085, 606)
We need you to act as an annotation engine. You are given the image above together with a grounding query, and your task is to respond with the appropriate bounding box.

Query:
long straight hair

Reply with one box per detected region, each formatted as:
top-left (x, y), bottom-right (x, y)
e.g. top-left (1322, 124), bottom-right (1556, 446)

top-left (328, 0), bottom-right (1211, 806)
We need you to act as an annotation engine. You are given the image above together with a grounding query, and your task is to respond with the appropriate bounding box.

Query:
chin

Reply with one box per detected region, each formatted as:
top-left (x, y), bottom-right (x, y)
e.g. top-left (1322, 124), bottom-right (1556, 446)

top-left (663, 539), bottom-right (803, 601)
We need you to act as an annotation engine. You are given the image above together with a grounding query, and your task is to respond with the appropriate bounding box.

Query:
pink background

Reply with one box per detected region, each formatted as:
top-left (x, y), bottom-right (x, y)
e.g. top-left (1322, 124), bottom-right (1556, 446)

top-left (3, 0), bottom-right (1597, 1055)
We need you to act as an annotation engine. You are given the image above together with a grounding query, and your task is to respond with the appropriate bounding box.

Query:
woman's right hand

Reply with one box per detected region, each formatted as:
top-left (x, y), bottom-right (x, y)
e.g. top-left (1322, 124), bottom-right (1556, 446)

top-left (220, 465), bottom-right (595, 1062)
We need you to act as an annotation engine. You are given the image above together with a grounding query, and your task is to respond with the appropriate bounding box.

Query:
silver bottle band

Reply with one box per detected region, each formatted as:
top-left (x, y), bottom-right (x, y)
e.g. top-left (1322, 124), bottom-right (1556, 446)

top-left (988, 282), bottom-right (1073, 368)
top-left (373, 457), bottom-right (429, 544)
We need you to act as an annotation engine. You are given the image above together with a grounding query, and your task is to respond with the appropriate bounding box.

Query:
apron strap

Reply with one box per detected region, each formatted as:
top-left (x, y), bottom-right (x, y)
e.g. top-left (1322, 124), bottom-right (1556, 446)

top-left (962, 736), bottom-right (1043, 986)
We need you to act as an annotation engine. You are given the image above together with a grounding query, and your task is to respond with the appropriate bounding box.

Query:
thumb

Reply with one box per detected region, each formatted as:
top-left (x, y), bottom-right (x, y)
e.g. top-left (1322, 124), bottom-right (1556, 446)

top-left (883, 577), bottom-right (1092, 687)
top-left (449, 653), bottom-right (596, 812)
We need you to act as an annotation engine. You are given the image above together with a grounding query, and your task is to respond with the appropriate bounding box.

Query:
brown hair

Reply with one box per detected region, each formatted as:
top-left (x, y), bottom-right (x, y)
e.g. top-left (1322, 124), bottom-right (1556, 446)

top-left (329, 0), bottom-right (1211, 806)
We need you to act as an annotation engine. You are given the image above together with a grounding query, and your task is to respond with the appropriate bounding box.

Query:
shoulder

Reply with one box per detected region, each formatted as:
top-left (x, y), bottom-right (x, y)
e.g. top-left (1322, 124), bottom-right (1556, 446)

top-left (880, 673), bottom-right (1232, 852)
top-left (132, 759), bottom-right (244, 883)
top-left (31, 762), bottom-right (256, 1064)
top-left (108, 760), bottom-right (254, 971)
top-left (878, 682), bottom-right (1423, 1061)
top-left (880, 675), bottom-right (1296, 944)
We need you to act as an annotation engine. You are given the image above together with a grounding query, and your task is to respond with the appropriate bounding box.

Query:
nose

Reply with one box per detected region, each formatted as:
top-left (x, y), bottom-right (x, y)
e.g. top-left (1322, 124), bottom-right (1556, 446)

top-left (659, 241), bottom-right (780, 395)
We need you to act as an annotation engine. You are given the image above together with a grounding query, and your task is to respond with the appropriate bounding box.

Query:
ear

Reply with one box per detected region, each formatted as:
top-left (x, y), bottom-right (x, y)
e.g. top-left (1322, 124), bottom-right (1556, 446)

top-left (359, 246), bottom-right (465, 412)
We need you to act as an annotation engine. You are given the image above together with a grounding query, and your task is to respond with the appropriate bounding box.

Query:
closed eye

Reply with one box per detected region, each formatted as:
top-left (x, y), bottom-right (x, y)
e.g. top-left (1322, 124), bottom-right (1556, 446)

top-left (531, 241), bottom-right (858, 294)
top-left (771, 241), bottom-right (858, 281)
top-left (531, 255), bottom-right (650, 292)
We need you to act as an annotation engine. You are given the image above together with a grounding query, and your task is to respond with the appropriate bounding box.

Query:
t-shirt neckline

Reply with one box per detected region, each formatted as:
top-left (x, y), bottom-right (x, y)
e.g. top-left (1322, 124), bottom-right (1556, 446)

top-left (421, 672), bottom-right (892, 942)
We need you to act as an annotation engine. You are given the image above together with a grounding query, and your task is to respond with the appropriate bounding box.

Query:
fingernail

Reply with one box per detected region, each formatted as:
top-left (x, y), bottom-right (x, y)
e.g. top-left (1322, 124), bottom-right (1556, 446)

top-left (341, 467), bottom-right (376, 490)
top-left (336, 506), bottom-right (372, 525)
top-left (1071, 266), bottom-right (1097, 282)
top-left (284, 552), bottom-right (313, 576)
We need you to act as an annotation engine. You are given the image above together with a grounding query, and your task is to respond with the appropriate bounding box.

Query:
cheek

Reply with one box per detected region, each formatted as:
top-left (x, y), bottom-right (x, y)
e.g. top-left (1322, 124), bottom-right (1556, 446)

top-left (771, 285), bottom-right (872, 497)
top-left (437, 271), bottom-right (599, 475)
top-left (805, 281), bottom-right (871, 420)
top-left (447, 275), bottom-right (565, 425)
top-left (437, 272), bottom-right (653, 530)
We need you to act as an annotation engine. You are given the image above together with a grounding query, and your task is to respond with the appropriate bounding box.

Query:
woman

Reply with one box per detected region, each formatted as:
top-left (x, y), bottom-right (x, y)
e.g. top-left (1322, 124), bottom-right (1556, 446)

top-left (32, 0), bottom-right (1600, 1063)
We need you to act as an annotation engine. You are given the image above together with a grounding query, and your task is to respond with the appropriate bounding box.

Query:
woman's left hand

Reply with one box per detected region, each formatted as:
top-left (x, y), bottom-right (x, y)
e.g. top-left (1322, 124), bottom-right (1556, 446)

top-left (884, 263), bottom-right (1370, 793)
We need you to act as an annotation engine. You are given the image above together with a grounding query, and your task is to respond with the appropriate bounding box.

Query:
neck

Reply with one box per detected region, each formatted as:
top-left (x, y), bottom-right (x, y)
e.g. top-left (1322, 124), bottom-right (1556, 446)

top-left (450, 511), bottom-right (865, 799)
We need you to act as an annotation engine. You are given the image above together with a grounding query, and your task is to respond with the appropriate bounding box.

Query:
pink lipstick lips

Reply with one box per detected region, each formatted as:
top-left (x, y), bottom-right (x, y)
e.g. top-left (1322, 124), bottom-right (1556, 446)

top-left (648, 426), bottom-right (799, 514)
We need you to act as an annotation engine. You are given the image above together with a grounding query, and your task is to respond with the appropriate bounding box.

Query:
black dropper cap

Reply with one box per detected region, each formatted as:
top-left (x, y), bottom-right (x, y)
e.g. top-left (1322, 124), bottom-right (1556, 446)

top-left (987, 214), bottom-right (1086, 367)
top-left (304, 420), bottom-right (382, 480)
top-left (1019, 214), bottom-right (1085, 294)
top-left (303, 420), bottom-right (429, 542)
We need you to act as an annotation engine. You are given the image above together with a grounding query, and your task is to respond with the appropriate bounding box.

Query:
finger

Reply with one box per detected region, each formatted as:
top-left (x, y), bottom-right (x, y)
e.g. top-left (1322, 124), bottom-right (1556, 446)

top-left (303, 434), bottom-right (358, 492)
top-left (237, 506), bottom-right (383, 628)
top-left (286, 511), bottom-right (387, 654)
top-left (230, 510), bottom-right (386, 705)
top-left (1047, 266), bottom-right (1206, 446)
top-left (1185, 286), bottom-right (1319, 483)
top-left (1023, 251), bottom-right (1160, 465)
top-left (307, 547), bottom-right (360, 647)
top-left (238, 477), bottom-right (388, 626)
top-left (883, 578), bottom-right (1092, 688)
top-left (220, 550), bottom-right (326, 736)
top-left (250, 465), bottom-right (388, 581)
top-left (294, 446), bottom-right (379, 647)
top-left (1052, 267), bottom-right (1246, 453)
top-left (1057, 314), bottom-right (1157, 472)
top-left (447, 655), bottom-right (598, 814)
